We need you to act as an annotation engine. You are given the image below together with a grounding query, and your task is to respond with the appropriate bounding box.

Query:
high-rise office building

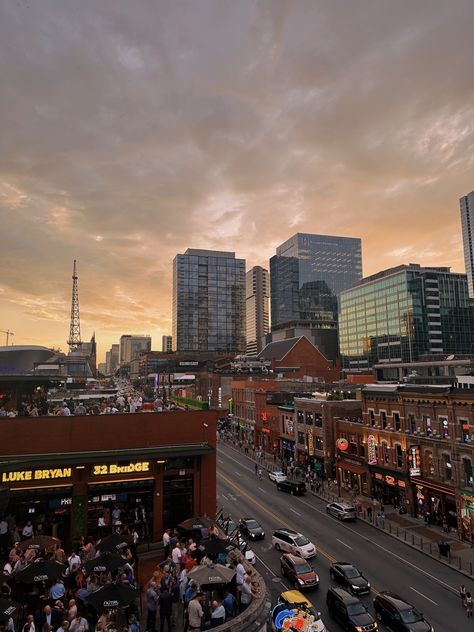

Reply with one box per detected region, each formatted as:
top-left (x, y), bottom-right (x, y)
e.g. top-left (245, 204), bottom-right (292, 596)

top-left (246, 266), bottom-right (270, 355)
top-left (173, 249), bottom-right (246, 353)
top-left (162, 335), bottom-right (173, 353)
top-left (119, 335), bottom-right (151, 365)
top-left (339, 264), bottom-right (474, 372)
top-left (110, 343), bottom-right (119, 373)
top-left (461, 190), bottom-right (474, 298)
top-left (270, 233), bottom-right (362, 327)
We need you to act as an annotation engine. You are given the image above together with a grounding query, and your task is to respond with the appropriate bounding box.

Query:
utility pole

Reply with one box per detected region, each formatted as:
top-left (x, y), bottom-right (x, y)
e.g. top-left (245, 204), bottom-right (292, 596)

top-left (0, 330), bottom-right (14, 345)
top-left (67, 259), bottom-right (82, 353)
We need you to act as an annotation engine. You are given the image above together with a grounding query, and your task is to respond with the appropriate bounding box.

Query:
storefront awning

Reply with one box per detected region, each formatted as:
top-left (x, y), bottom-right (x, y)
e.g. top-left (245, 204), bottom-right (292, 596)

top-left (0, 443), bottom-right (214, 471)
top-left (337, 461), bottom-right (367, 475)
top-left (410, 477), bottom-right (455, 496)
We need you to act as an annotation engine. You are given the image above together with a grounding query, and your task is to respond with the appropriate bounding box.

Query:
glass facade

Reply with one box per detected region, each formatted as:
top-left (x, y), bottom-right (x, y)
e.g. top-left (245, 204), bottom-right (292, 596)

top-left (173, 249), bottom-right (246, 353)
top-left (339, 264), bottom-right (474, 371)
top-left (270, 233), bottom-right (362, 327)
top-left (246, 266), bottom-right (270, 356)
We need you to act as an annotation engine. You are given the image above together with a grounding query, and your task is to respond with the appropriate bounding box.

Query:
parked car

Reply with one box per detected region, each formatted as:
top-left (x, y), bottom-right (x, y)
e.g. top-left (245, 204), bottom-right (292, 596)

top-left (280, 553), bottom-right (319, 589)
top-left (277, 480), bottom-right (307, 495)
top-left (239, 518), bottom-right (265, 540)
top-left (272, 528), bottom-right (316, 558)
top-left (326, 501), bottom-right (357, 521)
top-left (326, 587), bottom-right (378, 631)
top-left (275, 591), bottom-right (328, 632)
top-left (329, 562), bottom-right (370, 594)
top-left (373, 591), bottom-right (434, 631)
top-left (237, 537), bottom-right (256, 565)
top-left (269, 470), bottom-right (288, 483)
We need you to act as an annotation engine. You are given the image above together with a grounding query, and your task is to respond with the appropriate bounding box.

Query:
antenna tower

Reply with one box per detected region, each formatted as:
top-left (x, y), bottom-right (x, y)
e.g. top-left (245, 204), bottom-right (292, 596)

top-left (67, 259), bottom-right (82, 352)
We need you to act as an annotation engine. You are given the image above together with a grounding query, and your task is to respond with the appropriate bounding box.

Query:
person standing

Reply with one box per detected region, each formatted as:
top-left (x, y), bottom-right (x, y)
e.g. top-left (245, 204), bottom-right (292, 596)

top-left (187, 593), bottom-right (204, 631)
top-left (465, 592), bottom-right (473, 617)
top-left (157, 586), bottom-right (173, 632)
top-left (162, 529), bottom-right (171, 559)
top-left (146, 582), bottom-right (158, 632)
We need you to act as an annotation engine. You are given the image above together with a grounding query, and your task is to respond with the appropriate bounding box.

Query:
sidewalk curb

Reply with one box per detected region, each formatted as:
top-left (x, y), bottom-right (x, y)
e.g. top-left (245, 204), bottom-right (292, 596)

top-left (219, 439), bottom-right (474, 581)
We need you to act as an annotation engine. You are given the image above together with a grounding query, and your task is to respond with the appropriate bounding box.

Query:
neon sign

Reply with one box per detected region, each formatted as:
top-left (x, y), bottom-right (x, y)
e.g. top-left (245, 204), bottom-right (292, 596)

top-left (272, 604), bottom-right (320, 632)
top-left (408, 446), bottom-right (421, 477)
top-left (367, 435), bottom-right (377, 465)
top-left (92, 462), bottom-right (150, 476)
top-left (2, 468), bottom-right (72, 483)
top-left (336, 437), bottom-right (348, 451)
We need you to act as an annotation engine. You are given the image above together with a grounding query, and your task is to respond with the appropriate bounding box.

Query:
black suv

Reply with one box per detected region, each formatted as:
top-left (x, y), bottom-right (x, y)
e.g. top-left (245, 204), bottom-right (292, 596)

top-left (330, 562), bottom-right (371, 595)
top-left (373, 592), bottom-right (433, 631)
top-left (326, 587), bottom-right (378, 631)
top-left (276, 480), bottom-right (306, 495)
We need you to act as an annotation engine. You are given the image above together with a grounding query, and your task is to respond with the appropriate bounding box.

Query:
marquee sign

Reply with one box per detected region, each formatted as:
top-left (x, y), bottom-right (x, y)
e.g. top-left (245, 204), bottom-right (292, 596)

top-left (92, 462), bottom-right (150, 476)
top-left (408, 446), bottom-right (421, 477)
top-left (367, 435), bottom-right (377, 465)
top-left (2, 467), bottom-right (72, 483)
top-left (307, 428), bottom-right (314, 456)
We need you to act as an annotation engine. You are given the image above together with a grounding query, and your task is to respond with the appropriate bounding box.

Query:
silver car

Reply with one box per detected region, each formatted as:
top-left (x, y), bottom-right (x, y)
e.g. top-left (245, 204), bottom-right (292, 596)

top-left (326, 501), bottom-right (357, 521)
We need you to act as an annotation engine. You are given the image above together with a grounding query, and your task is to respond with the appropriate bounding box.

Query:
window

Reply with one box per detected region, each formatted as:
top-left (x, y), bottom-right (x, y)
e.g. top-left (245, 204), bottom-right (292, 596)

top-left (425, 451), bottom-right (435, 476)
top-left (297, 411), bottom-right (304, 424)
top-left (297, 432), bottom-right (306, 446)
top-left (463, 458), bottom-right (474, 487)
top-left (408, 413), bottom-right (416, 434)
top-left (381, 411), bottom-right (387, 429)
top-left (314, 414), bottom-right (323, 428)
top-left (442, 454), bottom-right (452, 481)
top-left (393, 412), bottom-right (401, 431)
top-left (381, 441), bottom-right (389, 464)
top-left (424, 415), bottom-right (432, 437)
top-left (368, 409), bottom-right (375, 427)
top-left (305, 412), bottom-right (314, 426)
top-left (440, 417), bottom-right (449, 439)
top-left (315, 437), bottom-right (324, 451)
top-left (459, 418), bottom-right (470, 443)
top-left (395, 444), bottom-right (403, 468)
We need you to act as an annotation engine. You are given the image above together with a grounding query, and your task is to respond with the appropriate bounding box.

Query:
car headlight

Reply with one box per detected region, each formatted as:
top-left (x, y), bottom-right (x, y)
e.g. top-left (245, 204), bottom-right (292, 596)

top-left (298, 578), bottom-right (305, 585)
top-left (261, 531), bottom-right (265, 537)
top-left (351, 585), bottom-right (359, 590)
top-left (367, 582), bottom-right (370, 587)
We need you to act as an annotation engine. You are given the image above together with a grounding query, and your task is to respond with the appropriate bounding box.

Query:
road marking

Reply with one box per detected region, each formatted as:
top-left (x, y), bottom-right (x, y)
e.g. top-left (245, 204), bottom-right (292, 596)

top-left (221, 493), bottom-right (228, 501)
top-left (218, 469), bottom-right (336, 564)
top-left (258, 487), bottom-right (265, 492)
top-left (218, 458), bottom-right (224, 464)
top-left (290, 508), bottom-right (302, 516)
top-left (234, 471), bottom-right (242, 477)
top-left (336, 538), bottom-right (353, 550)
top-left (254, 552), bottom-right (290, 591)
top-left (410, 586), bottom-right (439, 606)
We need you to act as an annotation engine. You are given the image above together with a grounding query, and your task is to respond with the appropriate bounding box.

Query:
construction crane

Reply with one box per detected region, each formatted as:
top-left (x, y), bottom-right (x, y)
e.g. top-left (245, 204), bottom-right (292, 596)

top-left (0, 330), bottom-right (14, 345)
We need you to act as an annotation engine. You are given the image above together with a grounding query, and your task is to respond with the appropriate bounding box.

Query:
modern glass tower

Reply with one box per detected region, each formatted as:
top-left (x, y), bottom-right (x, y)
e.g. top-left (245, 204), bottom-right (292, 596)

top-left (173, 249), bottom-right (246, 353)
top-left (246, 266), bottom-right (270, 356)
top-left (339, 264), bottom-right (474, 372)
top-left (270, 233), bottom-right (362, 327)
top-left (460, 190), bottom-right (474, 298)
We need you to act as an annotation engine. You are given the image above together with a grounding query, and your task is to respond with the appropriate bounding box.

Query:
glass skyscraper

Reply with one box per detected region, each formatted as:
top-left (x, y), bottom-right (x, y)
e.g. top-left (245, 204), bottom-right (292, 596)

top-left (460, 190), bottom-right (474, 298)
top-left (339, 264), bottom-right (474, 372)
top-left (270, 233), bottom-right (362, 327)
top-left (173, 249), bottom-right (246, 353)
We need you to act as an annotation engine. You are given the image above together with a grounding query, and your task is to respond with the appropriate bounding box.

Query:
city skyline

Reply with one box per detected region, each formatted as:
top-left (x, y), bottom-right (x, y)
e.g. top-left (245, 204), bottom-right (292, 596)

top-left (1, 1), bottom-right (474, 360)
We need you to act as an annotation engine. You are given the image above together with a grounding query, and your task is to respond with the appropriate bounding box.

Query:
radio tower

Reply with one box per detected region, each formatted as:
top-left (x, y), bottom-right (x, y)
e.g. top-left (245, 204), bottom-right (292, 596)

top-left (67, 259), bottom-right (82, 353)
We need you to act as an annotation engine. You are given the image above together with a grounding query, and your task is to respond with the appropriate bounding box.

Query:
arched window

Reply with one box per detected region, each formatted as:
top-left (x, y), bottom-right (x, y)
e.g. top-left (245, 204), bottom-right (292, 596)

top-left (395, 444), bottom-right (403, 468)
top-left (463, 457), bottom-right (474, 487)
top-left (381, 441), bottom-right (389, 465)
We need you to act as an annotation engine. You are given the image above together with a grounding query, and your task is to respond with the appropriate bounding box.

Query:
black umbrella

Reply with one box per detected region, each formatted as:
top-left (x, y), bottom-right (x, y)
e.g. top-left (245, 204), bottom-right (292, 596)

top-left (198, 539), bottom-right (234, 557)
top-left (18, 535), bottom-right (61, 551)
top-left (87, 584), bottom-right (138, 611)
top-left (188, 564), bottom-right (235, 586)
top-left (0, 597), bottom-right (18, 623)
top-left (96, 533), bottom-right (133, 553)
top-left (84, 553), bottom-right (127, 575)
top-left (178, 516), bottom-right (214, 530)
top-left (16, 560), bottom-right (66, 584)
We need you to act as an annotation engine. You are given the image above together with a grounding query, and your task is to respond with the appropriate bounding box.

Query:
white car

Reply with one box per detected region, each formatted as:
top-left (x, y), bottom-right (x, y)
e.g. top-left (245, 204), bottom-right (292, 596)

top-left (268, 470), bottom-right (288, 483)
top-left (272, 529), bottom-right (316, 559)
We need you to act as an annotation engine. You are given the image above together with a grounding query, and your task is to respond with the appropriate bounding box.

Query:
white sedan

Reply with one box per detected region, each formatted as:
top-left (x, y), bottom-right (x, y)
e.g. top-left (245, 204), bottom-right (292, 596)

top-left (268, 470), bottom-right (288, 483)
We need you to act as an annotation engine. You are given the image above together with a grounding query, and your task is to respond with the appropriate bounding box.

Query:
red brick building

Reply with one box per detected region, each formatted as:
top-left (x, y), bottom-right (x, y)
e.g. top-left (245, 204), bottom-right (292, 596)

top-left (258, 336), bottom-right (340, 382)
top-left (0, 410), bottom-right (218, 544)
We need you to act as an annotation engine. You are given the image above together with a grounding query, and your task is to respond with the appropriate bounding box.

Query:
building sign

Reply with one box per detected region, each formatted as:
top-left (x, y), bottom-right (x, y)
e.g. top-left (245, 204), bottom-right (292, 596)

top-left (336, 437), bottom-right (348, 451)
top-left (367, 435), bottom-right (377, 465)
top-left (261, 411), bottom-right (268, 421)
top-left (408, 446), bottom-right (421, 477)
top-left (179, 361), bottom-right (199, 366)
top-left (307, 428), bottom-right (314, 456)
top-left (385, 476), bottom-right (396, 486)
top-left (92, 462), bottom-right (150, 476)
top-left (2, 467), bottom-right (72, 483)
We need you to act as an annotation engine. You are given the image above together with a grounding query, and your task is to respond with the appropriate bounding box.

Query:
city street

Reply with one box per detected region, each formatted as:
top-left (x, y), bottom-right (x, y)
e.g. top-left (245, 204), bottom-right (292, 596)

top-left (217, 442), bottom-right (469, 631)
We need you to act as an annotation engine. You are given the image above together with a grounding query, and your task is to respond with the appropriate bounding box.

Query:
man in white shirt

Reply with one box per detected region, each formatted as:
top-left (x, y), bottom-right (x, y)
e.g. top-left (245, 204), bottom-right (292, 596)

top-left (67, 551), bottom-right (81, 571)
top-left (69, 614), bottom-right (88, 632)
top-left (22, 522), bottom-right (33, 539)
top-left (171, 542), bottom-right (182, 567)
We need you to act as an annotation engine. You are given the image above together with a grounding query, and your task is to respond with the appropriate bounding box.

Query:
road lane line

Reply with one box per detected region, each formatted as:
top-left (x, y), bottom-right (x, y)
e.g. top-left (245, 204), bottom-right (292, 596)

top-left (221, 493), bottom-right (228, 501)
top-left (218, 469), bottom-right (336, 564)
top-left (290, 508), bottom-right (302, 516)
top-left (234, 471), bottom-right (242, 477)
top-left (258, 487), bottom-right (265, 492)
top-left (410, 586), bottom-right (439, 606)
top-left (336, 538), bottom-right (352, 550)
top-left (218, 458), bottom-right (224, 464)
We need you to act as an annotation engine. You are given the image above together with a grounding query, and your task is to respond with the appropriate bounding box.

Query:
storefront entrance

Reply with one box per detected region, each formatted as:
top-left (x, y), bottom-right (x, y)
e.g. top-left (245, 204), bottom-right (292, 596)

top-left (163, 475), bottom-right (194, 529)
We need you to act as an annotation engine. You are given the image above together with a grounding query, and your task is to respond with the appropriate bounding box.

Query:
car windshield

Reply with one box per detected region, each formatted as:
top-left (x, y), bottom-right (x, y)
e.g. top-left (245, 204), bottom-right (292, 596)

top-left (347, 603), bottom-right (366, 616)
top-left (294, 535), bottom-right (310, 546)
top-left (294, 562), bottom-right (312, 573)
top-left (344, 568), bottom-right (360, 579)
top-left (245, 520), bottom-right (260, 529)
top-left (400, 609), bottom-right (422, 624)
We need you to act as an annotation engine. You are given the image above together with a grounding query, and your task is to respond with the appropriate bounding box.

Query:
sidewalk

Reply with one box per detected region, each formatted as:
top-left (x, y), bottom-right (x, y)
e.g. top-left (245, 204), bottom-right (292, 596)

top-left (219, 436), bottom-right (474, 579)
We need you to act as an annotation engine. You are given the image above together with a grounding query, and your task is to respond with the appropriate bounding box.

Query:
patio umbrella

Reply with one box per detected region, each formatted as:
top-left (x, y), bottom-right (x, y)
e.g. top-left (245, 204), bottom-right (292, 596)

top-left (96, 533), bottom-right (133, 553)
top-left (84, 553), bottom-right (127, 575)
top-left (178, 516), bottom-right (214, 530)
top-left (18, 535), bottom-right (61, 551)
top-left (87, 584), bottom-right (138, 611)
top-left (188, 563), bottom-right (235, 586)
top-left (0, 597), bottom-right (18, 623)
top-left (16, 560), bottom-right (66, 584)
top-left (198, 539), bottom-right (234, 557)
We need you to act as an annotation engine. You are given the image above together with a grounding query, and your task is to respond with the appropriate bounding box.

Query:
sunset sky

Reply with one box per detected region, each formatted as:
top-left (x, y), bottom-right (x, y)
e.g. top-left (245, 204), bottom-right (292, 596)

top-left (1, 0), bottom-right (474, 361)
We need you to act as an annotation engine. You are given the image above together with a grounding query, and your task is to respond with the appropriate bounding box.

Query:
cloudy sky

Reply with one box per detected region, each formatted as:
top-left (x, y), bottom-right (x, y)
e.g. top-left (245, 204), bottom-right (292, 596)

top-left (1, 0), bottom-right (474, 360)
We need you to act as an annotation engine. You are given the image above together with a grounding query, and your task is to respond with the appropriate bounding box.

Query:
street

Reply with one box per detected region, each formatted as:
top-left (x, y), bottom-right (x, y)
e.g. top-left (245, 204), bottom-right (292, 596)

top-left (217, 442), bottom-right (469, 631)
